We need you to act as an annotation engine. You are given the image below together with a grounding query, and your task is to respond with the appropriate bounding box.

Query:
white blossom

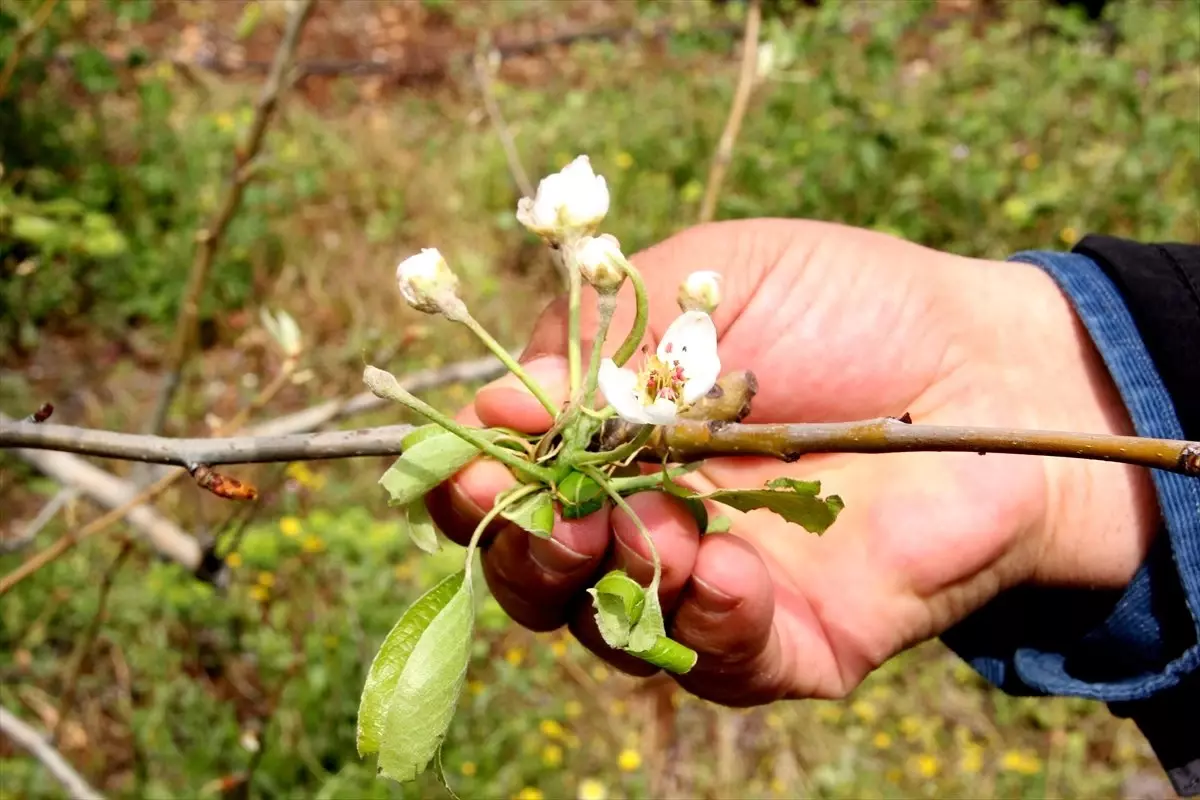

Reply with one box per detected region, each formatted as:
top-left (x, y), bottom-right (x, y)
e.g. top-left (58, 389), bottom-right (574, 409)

top-left (574, 234), bottom-right (626, 293)
top-left (516, 155), bottom-right (610, 241)
top-left (598, 311), bottom-right (720, 425)
top-left (677, 270), bottom-right (723, 314)
top-left (395, 248), bottom-right (464, 318)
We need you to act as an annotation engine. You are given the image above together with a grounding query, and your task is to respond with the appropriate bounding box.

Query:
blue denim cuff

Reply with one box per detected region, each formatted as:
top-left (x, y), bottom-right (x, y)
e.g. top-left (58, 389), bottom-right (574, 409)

top-left (942, 250), bottom-right (1200, 703)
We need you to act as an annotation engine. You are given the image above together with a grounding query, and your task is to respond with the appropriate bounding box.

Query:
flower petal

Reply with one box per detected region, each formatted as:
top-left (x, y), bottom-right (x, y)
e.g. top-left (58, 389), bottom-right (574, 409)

top-left (657, 311), bottom-right (721, 404)
top-left (598, 359), bottom-right (651, 424)
top-left (640, 398), bottom-right (679, 425)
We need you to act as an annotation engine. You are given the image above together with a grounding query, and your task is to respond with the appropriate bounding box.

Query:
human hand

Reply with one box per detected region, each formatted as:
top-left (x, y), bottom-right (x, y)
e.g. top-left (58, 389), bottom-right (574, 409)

top-left (426, 219), bottom-right (1159, 705)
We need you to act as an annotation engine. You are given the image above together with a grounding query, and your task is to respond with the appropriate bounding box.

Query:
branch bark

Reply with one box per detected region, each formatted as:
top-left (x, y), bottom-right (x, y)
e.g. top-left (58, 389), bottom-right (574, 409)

top-left (0, 705), bottom-right (104, 800)
top-left (146, 0), bottom-right (316, 434)
top-left (3, 418), bottom-right (1197, 477)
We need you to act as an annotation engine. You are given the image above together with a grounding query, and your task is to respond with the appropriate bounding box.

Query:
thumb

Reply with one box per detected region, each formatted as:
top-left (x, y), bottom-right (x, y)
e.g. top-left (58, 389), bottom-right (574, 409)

top-left (475, 354), bottom-right (571, 433)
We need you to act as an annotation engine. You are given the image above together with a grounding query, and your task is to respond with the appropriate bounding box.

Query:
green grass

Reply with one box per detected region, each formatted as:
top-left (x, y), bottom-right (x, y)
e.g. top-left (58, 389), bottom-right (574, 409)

top-left (2, 1), bottom-right (1197, 798)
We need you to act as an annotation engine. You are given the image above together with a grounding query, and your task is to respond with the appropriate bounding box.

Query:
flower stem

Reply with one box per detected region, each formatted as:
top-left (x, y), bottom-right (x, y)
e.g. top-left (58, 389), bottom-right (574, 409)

top-left (464, 483), bottom-right (540, 574)
top-left (566, 248), bottom-right (583, 394)
top-left (363, 365), bottom-right (554, 483)
top-left (571, 424), bottom-right (653, 466)
top-left (459, 312), bottom-right (559, 417)
top-left (581, 294), bottom-right (617, 408)
top-left (611, 262), bottom-right (648, 367)
top-left (585, 466), bottom-right (661, 590)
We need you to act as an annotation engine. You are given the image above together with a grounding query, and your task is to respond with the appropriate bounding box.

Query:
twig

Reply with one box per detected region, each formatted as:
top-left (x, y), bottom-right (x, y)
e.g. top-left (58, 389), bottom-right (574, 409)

top-left (637, 418), bottom-right (1200, 476)
top-left (698, 0), bottom-right (763, 224)
top-left (0, 470), bottom-right (180, 597)
top-left (3, 419), bottom-right (1197, 477)
top-left (145, 0), bottom-right (316, 434)
top-left (0, 0), bottom-right (60, 100)
top-left (0, 705), bottom-right (104, 800)
top-left (53, 540), bottom-right (133, 744)
top-left (473, 48), bottom-right (534, 198)
top-left (1, 487), bottom-right (78, 554)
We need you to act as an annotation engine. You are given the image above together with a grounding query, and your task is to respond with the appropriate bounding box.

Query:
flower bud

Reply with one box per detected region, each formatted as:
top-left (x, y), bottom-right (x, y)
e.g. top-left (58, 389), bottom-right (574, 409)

top-left (516, 155), bottom-right (610, 242)
top-left (677, 270), bottom-right (722, 314)
top-left (574, 234), bottom-right (626, 294)
top-left (395, 248), bottom-right (465, 319)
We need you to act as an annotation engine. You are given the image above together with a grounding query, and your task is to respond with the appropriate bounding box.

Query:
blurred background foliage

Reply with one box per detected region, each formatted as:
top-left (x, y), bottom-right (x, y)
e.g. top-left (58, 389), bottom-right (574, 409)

top-left (1, 0), bottom-right (1197, 798)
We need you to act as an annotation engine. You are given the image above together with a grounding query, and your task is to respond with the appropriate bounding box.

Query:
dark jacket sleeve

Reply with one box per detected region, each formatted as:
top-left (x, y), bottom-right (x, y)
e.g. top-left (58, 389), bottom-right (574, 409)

top-left (1072, 235), bottom-right (1200, 797)
top-left (941, 236), bottom-right (1200, 797)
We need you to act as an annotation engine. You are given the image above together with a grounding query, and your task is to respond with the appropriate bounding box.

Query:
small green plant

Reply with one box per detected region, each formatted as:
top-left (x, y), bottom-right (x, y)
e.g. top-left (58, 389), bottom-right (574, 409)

top-left (355, 156), bottom-right (844, 784)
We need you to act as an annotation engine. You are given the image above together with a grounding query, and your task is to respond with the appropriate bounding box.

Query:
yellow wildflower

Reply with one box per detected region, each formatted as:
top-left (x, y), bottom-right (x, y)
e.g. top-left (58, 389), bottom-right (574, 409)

top-left (564, 700), bottom-right (583, 719)
top-left (816, 704), bottom-right (843, 724)
top-left (609, 700), bottom-right (626, 717)
top-left (539, 719), bottom-right (564, 739)
top-left (770, 777), bottom-right (787, 795)
top-left (551, 639), bottom-right (568, 658)
top-left (577, 778), bottom-right (607, 800)
top-left (591, 665), bottom-right (609, 683)
top-left (617, 748), bottom-right (642, 772)
top-left (850, 700), bottom-right (877, 724)
top-left (301, 535), bottom-right (325, 554)
top-left (515, 788), bottom-right (544, 800)
top-left (1001, 749), bottom-right (1042, 775)
top-left (393, 562), bottom-right (415, 581)
top-left (215, 112), bottom-right (235, 132)
top-left (541, 743), bottom-right (563, 768)
top-left (285, 462), bottom-right (325, 490)
top-left (1022, 152), bottom-right (1042, 170)
top-left (249, 585), bottom-right (269, 603)
top-left (257, 572), bottom-right (275, 588)
top-left (765, 713), bottom-right (784, 730)
top-left (468, 680), bottom-right (485, 696)
top-left (279, 516), bottom-right (301, 537)
top-left (564, 732), bottom-right (581, 750)
top-left (1059, 226), bottom-right (1079, 246)
top-left (614, 151), bottom-right (634, 170)
top-left (899, 715), bottom-right (922, 741)
top-left (912, 754), bottom-right (940, 779)
top-left (460, 761), bottom-right (477, 777)
top-left (226, 552), bottom-right (243, 568)
top-left (872, 732), bottom-right (893, 750)
top-left (505, 647), bottom-right (525, 667)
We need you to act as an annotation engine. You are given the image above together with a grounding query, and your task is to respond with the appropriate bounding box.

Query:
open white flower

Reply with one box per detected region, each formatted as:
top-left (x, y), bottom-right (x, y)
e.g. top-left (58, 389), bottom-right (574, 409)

top-left (598, 311), bottom-right (720, 425)
top-left (516, 155), bottom-right (610, 241)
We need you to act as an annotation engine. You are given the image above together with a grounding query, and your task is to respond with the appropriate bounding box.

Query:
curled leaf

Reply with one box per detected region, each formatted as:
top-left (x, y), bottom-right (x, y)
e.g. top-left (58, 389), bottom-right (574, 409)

top-left (403, 499), bottom-right (441, 554)
top-left (586, 570), bottom-right (696, 674)
top-left (498, 488), bottom-right (555, 539)
top-left (557, 469), bottom-right (606, 519)
top-left (664, 476), bottom-right (843, 535)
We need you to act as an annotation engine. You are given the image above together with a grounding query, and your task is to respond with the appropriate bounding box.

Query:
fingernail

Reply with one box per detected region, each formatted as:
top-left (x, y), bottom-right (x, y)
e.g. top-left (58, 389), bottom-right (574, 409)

top-left (529, 536), bottom-right (593, 575)
top-left (614, 535), bottom-right (652, 573)
top-left (691, 577), bottom-right (741, 614)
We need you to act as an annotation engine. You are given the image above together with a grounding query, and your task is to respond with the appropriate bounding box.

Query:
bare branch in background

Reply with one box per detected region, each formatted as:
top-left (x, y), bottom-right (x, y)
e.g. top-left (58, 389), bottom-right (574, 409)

top-left (698, 0), bottom-right (764, 223)
top-left (1, 487), bottom-right (78, 554)
top-left (473, 48), bottom-right (534, 198)
top-left (146, 0), bottom-right (317, 434)
top-left (0, 0), bottom-right (60, 99)
top-left (0, 705), bottom-right (104, 800)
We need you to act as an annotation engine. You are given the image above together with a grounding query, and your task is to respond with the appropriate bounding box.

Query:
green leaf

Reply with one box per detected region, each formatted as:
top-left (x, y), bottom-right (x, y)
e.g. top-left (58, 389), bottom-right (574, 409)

top-left (585, 570), bottom-right (696, 674)
top-left (557, 470), bottom-right (606, 519)
top-left (706, 515), bottom-right (732, 534)
top-left (661, 467), bottom-right (708, 533)
top-left (379, 427), bottom-right (498, 507)
top-left (498, 489), bottom-right (555, 539)
top-left (376, 575), bottom-right (474, 783)
top-left (403, 500), bottom-right (440, 554)
top-left (357, 571), bottom-right (464, 757)
top-left (677, 477), bottom-right (844, 535)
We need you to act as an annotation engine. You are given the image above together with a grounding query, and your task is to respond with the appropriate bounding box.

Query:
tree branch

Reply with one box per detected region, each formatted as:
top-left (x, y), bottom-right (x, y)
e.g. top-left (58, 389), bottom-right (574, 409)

top-left (698, 0), bottom-right (763, 224)
top-left (146, 0), bottom-right (316, 434)
top-left (0, 705), bottom-right (104, 800)
top-left (3, 418), bottom-right (1197, 476)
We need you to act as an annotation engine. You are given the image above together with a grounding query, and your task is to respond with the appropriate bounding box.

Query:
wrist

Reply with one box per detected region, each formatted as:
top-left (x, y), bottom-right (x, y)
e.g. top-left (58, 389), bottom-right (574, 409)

top-left (980, 258), bottom-right (1161, 590)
